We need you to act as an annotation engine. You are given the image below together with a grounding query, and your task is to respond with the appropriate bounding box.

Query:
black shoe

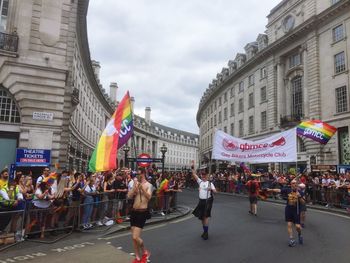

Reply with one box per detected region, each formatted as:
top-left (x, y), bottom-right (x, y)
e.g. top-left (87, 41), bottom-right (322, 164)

top-left (202, 232), bottom-right (208, 240)
top-left (248, 211), bottom-right (253, 215)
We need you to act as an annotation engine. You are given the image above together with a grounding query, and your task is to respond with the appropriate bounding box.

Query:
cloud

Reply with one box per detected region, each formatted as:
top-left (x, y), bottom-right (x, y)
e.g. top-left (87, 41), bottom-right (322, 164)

top-left (87, 0), bottom-right (281, 134)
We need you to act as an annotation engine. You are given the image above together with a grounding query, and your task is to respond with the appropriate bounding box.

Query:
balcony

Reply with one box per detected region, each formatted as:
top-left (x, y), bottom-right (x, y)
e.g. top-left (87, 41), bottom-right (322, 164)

top-left (72, 88), bottom-right (80, 106)
top-left (280, 115), bottom-right (303, 128)
top-left (0, 31), bottom-right (19, 56)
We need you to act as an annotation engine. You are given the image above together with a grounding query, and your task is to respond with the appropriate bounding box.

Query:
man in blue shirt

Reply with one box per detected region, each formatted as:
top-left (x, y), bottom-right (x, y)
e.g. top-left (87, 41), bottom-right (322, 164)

top-left (269, 179), bottom-right (305, 247)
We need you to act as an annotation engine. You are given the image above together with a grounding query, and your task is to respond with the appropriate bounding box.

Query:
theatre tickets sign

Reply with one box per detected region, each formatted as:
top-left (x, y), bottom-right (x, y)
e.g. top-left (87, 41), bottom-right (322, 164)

top-left (212, 128), bottom-right (297, 163)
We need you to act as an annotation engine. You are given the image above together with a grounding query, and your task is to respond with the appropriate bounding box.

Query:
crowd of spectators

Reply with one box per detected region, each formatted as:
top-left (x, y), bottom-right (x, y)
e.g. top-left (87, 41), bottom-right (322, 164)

top-left (0, 167), bottom-right (186, 244)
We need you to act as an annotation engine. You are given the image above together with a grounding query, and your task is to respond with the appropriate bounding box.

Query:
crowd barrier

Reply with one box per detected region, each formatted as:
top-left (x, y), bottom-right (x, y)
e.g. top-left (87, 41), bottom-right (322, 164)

top-left (0, 192), bottom-right (179, 251)
top-left (212, 179), bottom-right (350, 209)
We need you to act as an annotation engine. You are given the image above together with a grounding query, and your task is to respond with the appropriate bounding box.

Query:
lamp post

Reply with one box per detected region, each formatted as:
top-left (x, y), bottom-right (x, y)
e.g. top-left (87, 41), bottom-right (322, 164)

top-left (160, 143), bottom-right (167, 175)
top-left (123, 145), bottom-right (130, 168)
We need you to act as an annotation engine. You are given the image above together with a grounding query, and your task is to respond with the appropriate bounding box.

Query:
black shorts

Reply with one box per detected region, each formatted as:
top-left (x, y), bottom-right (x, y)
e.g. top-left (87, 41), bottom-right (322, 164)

top-left (249, 196), bottom-right (258, 204)
top-left (285, 206), bottom-right (300, 224)
top-left (130, 210), bottom-right (150, 229)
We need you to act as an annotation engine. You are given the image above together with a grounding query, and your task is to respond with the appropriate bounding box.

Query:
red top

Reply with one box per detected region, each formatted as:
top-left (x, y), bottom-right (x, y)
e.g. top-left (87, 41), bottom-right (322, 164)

top-left (246, 180), bottom-right (260, 196)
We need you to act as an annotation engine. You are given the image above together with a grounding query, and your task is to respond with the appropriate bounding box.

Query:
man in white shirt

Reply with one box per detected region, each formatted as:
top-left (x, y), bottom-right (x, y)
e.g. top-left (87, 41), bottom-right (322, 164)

top-left (36, 167), bottom-right (50, 189)
top-left (191, 167), bottom-right (217, 240)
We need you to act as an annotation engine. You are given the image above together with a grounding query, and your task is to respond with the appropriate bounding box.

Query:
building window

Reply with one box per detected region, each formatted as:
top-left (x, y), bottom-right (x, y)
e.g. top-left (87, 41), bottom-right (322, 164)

top-left (335, 51), bottom-right (346, 74)
top-left (224, 92), bottom-right (227, 102)
top-left (239, 81), bottom-right (244, 93)
top-left (289, 53), bottom-right (301, 69)
top-left (224, 107), bottom-right (228, 120)
top-left (214, 100), bottom-right (217, 109)
top-left (336, 86), bottom-right (348, 113)
top-left (239, 120), bottom-right (244, 137)
top-left (214, 114), bottom-right (217, 126)
top-left (0, 88), bottom-right (20, 123)
top-left (249, 116), bottom-right (254, 134)
top-left (0, 0), bottom-right (9, 32)
top-left (297, 137), bottom-right (306, 152)
top-left (218, 111), bottom-right (222, 123)
top-left (230, 123), bottom-right (234, 136)
top-left (333, 24), bottom-right (344, 42)
top-left (248, 92), bottom-right (254, 108)
top-left (260, 86), bottom-right (267, 102)
top-left (261, 111), bottom-right (267, 130)
top-left (223, 126), bottom-right (227, 133)
top-left (230, 87), bottom-right (234, 98)
top-left (230, 103), bottom-right (234, 116)
top-left (211, 117), bottom-right (213, 128)
top-left (291, 76), bottom-right (303, 117)
top-left (260, 67), bottom-right (267, 79)
top-left (338, 127), bottom-right (350, 164)
top-left (248, 74), bottom-right (255, 86)
top-left (239, 98), bottom-right (244, 113)
top-left (218, 97), bottom-right (222, 106)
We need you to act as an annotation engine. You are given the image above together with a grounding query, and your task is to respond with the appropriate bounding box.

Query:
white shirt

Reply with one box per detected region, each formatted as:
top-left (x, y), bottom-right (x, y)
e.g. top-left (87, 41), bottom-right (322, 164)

top-left (197, 179), bottom-right (215, 199)
top-left (33, 188), bottom-right (51, 208)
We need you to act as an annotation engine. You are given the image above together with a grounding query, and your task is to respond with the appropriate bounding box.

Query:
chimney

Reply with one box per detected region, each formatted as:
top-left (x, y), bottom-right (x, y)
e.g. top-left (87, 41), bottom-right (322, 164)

top-left (91, 60), bottom-right (101, 82)
top-left (145, 107), bottom-right (151, 125)
top-left (130, 96), bottom-right (135, 112)
top-left (109, 82), bottom-right (118, 103)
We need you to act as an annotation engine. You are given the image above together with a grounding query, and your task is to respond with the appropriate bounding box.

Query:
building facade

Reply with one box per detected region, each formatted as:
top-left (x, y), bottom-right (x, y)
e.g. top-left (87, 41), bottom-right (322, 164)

top-left (0, 0), bottom-right (198, 173)
top-left (196, 0), bottom-right (350, 172)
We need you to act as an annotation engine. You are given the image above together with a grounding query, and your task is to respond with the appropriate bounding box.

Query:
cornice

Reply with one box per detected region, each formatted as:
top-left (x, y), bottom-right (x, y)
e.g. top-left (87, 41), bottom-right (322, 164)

top-left (196, 0), bottom-right (350, 127)
top-left (76, 0), bottom-right (113, 114)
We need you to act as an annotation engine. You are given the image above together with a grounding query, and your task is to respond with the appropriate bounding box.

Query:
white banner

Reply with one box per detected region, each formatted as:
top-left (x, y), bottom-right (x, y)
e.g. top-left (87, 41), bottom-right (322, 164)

top-left (212, 128), bottom-right (297, 163)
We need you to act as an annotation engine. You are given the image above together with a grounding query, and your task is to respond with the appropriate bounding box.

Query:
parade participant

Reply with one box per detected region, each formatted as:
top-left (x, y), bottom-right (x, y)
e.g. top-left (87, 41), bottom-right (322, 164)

top-left (298, 183), bottom-right (307, 228)
top-left (192, 167), bottom-right (217, 240)
top-left (127, 167), bottom-right (152, 263)
top-left (246, 175), bottom-right (260, 216)
top-left (268, 180), bottom-right (305, 247)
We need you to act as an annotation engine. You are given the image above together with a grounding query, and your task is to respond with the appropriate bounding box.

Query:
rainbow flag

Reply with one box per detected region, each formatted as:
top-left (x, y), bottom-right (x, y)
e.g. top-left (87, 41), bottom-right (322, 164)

top-left (297, 120), bottom-right (337, 144)
top-left (89, 91), bottom-right (133, 172)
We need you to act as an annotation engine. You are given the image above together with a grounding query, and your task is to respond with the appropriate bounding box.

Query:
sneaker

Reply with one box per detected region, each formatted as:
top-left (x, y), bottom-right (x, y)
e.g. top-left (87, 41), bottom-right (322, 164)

top-left (132, 258), bottom-right (141, 263)
top-left (248, 211), bottom-right (253, 215)
top-left (288, 239), bottom-right (296, 247)
top-left (160, 212), bottom-right (165, 216)
top-left (298, 235), bottom-right (303, 245)
top-left (83, 224), bottom-right (89, 230)
top-left (141, 250), bottom-right (151, 262)
top-left (202, 232), bottom-right (208, 240)
top-left (96, 221), bottom-right (103, 226)
top-left (88, 223), bottom-right (93, 228)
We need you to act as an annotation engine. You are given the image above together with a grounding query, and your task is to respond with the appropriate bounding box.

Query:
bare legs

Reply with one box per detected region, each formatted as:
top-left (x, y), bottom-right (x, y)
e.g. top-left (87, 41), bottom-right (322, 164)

top-left (131, 226), bottom-right (145, 260)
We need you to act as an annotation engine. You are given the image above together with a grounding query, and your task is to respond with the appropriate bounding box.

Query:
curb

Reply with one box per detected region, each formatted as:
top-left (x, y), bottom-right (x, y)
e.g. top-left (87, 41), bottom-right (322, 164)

top-left (100, 206), bottom-right (192, 237)
top-left (216, 191), bottom-right (350, 216)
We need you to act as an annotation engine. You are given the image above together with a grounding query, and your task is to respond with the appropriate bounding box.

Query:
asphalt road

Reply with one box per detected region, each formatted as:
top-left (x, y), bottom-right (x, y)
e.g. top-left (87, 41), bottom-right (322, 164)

top-left (107, 190), bottom-right (350, 263)
top-left (1, 190), bottom-right (349, 263)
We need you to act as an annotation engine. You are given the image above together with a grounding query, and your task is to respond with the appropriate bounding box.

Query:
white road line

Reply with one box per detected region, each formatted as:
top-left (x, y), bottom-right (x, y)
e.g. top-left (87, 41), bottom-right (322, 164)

top-left (170, 214), bottom-right (194, 223)
top-left (99, 224), bottom-right (167, 240)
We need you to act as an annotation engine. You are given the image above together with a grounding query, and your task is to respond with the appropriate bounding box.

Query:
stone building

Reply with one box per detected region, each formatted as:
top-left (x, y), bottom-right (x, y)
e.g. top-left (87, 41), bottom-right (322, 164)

top-left (0, 0), bottom-right (198, 173)
top-left (196, 0), bottom-right (350, 172)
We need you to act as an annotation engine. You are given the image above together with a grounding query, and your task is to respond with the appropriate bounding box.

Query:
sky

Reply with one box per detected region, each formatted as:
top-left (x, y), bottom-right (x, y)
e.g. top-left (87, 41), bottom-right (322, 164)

top-left (87, 0), bottom-right (282, 134)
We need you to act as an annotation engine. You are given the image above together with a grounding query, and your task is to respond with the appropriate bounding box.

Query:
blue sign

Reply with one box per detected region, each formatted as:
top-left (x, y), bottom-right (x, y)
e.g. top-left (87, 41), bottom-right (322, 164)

top-left (16, 148), bottom-right (51, 167)
top-left (338, 165), bottom-right (350, 174)
top-left (9, 164), bottom-right (16, 182)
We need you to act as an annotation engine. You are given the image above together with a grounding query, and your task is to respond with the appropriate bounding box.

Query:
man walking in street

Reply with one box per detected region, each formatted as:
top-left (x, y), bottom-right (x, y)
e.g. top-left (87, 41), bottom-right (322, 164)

top-left (269, 179), bottom-right (305, 247)
top-left (127, 167), bottom-right (152, 263)
top-left (192, 167), bottom-right (217, 240)
top-left (246, 175), bottom-right (260, 216)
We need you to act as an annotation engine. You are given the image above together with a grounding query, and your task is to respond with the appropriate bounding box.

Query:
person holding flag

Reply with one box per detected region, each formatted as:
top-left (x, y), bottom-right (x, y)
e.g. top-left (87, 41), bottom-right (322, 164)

top-left (192, 166), bottom-right (217, 240)
top-left (246, 175), bottom-right (260, 216)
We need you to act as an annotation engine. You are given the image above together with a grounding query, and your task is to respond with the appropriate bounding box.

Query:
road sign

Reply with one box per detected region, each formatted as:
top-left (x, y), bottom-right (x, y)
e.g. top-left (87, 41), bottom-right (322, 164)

top-left (137, 153), bottom-right (151, 167)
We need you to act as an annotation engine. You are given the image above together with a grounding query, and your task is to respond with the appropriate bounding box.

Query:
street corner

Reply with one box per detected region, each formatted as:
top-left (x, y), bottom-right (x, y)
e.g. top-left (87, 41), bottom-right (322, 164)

top-left (0, 242), bottom-right (133, 263)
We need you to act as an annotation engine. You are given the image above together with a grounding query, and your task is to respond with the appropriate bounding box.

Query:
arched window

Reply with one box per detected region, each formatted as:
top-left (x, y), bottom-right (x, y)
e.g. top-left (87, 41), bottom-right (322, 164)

top-left (0, 87), bottom-right (20, 123)
top-left (291, 76), bottom-right (303, 118)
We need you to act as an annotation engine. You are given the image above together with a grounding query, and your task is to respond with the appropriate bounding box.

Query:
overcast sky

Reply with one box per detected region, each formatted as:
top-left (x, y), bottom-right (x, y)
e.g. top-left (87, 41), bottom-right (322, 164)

top-left (87, 0), bottom-right (281, 134)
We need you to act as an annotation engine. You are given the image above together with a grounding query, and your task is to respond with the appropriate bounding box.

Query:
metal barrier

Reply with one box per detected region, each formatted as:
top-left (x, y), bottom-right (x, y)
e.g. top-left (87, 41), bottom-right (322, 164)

top-left (0, 208), bottom-right (25, 251)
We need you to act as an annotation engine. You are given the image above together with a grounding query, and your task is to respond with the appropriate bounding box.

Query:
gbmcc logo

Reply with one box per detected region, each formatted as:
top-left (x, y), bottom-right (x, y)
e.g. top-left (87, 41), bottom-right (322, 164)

top-left (222, 137), bottom-right (286, 152)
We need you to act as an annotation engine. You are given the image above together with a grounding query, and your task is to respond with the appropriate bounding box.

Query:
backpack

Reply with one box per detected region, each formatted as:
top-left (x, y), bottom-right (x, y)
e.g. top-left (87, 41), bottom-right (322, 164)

top-left (249, 181), bottom-right (257, 194)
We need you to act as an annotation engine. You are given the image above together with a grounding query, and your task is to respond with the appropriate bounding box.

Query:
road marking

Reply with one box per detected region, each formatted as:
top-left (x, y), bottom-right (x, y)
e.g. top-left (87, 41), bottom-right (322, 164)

top-left (99, 224), bottom-right (167, 240)
top-left (170, 214), bottom-right (194, 223)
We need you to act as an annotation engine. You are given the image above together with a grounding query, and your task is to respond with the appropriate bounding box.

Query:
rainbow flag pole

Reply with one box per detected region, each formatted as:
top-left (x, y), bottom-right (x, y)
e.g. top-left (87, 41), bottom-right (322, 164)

top-left (297, 120), bottom-right (337, 145)
top-left (89, 91), bottom-right (133, 172)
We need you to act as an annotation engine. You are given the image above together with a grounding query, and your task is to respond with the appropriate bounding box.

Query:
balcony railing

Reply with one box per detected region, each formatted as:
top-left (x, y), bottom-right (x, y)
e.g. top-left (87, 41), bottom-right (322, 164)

top-left (280, 115), bottom-right (303, 127)
top-left (0, 31), bottom-right (18, 53)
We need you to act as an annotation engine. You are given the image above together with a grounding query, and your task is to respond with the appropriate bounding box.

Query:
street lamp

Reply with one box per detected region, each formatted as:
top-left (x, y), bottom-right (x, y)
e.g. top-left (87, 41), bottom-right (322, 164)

top-left (123, 145), bottom-right (130, 168)
top-left (160, 143), bottom-right (167, 175)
